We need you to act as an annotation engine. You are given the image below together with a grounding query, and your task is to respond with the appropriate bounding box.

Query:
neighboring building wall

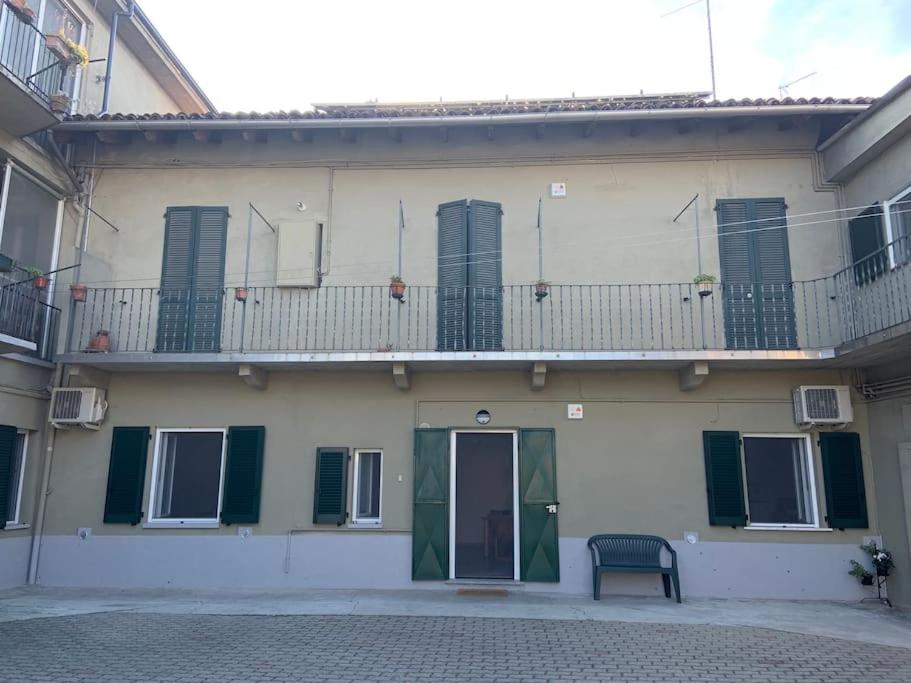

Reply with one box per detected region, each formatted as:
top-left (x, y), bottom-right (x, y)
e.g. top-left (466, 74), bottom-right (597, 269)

top-left (841, 130), bottom-right (911, 214)
top-left (37, 368), bottom-right (875, 598)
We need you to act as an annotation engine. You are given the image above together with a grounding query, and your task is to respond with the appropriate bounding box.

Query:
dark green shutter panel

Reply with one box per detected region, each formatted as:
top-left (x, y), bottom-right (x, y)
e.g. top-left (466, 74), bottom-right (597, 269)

top-left (0, 425), bottom-right (16, 530)
top-left (157, 207), bottom-right (195, 352)
top-left (221, 426), bottom-right (265, 524)
top-left (313, 447), bottom-right (348, 525)
top-left (519, 429), bottom-right (560, 582)
top-left (467, 200), bottom-right (503, 351)
top-left (820, 432), bottom-right (868, 529)
top-left (103, 427), bottom-right (150, 524)
top-left (189, 207), bottom-right (228, 352)
top-left (437, 200), bottom-right (469, 351)
top-left (848, 208), bottom-right (886, 285)
top-left (703, 431), bottom-right (746, 526)
top-left (752, 199), bottom-right (795, 349)
top-left (412, 428), bottom-right (449, 580)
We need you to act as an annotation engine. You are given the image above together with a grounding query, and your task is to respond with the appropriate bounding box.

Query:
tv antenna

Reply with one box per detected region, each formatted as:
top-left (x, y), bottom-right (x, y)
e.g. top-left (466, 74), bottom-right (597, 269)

top-left (779, 72), bottom-right (818, 99)
top-left (661, 0), bottom-right (717, 100)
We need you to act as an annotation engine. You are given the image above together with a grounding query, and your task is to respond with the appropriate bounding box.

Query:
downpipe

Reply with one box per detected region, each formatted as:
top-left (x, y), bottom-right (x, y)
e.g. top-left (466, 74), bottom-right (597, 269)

top-left (99, 0), bottom-right (136, 115)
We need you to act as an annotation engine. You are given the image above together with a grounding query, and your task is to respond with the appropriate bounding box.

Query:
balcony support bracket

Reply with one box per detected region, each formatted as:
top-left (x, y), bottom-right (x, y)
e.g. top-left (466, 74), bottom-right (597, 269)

top-left (239, 364), bottom-right (269, 391)
top-left (392, 361), bottom-right (410, 391)
top-left (679, 361), bottom-right (709, 392)
top-left (66, 365), bottom-right (110, 390)
top-left (531, 362), bottom-right (547, 391)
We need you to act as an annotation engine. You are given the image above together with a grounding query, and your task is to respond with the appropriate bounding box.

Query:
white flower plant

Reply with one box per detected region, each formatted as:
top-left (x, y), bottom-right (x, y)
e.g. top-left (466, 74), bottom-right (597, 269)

top-left (849, 542), bottom-right (895, 584)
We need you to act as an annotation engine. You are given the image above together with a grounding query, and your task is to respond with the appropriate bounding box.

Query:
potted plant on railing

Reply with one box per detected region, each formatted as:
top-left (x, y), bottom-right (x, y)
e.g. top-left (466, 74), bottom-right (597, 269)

top-left (25, 266), bottom-right (49, 290)
top-left (534, 279), bottom-right (550, 301)
top-left (234, 286), bottom-right (249, 302)
top-left (70, 283), bottom-right (87, 302)
top-left (45, 33), bottom-right (89, 68)
top-left (390, 275), bottom-right (406, 301)
top-left (5, 0), bottom-right (36, 24)
top-left (49, 92), bottom-right (71, 113)
top-left (694, 273), bottom-right (716, 297)
top-left (86, 329), bottom-right (111, 353)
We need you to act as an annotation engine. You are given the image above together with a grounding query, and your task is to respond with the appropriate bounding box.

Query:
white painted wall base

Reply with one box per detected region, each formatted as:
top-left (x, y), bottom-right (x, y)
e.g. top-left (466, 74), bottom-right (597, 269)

top-left (35, 533), bottom-right (873, 601)
top-left (0, 536), bottom-right (31, 589)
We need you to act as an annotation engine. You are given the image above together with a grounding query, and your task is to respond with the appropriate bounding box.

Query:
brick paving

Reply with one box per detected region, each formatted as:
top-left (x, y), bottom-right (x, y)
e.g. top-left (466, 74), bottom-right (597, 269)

top-left (1, 612), bottom-right (910, 682)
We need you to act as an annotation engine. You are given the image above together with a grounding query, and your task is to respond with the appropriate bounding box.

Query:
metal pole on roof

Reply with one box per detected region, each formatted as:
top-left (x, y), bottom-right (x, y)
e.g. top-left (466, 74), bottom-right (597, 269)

top-left (706, 0), bottom-right (716, 100)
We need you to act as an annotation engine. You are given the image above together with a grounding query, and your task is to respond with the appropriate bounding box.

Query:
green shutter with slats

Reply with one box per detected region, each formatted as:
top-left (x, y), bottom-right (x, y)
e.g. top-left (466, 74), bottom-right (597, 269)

top-left (437, 200), bottom-right (469, 351)
top-left (103, 427), bottom-right (150, 524)
top-left (467, 200), bottom-right (503, 351)
top-left (412, 428), bottom-right (449, 580)
top-left (0, 425), bottom-right (17, 530)
top-left (220, 426), bottom-right (265, 524)
top-left (820, 432), bottom-right (868, 529)
top-left (157, 207), bottom-right (195, 352)
top-left (519, 428), bottom-right (560, 582)
top-left (703, 431), bottom-right (746, 526)
top-left (313, 447), bottom-right (349, 525)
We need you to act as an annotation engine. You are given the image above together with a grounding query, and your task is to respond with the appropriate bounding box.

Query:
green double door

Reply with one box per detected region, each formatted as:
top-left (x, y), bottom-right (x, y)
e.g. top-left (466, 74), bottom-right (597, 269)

top-left (411, 428), bottom-right (559, 583)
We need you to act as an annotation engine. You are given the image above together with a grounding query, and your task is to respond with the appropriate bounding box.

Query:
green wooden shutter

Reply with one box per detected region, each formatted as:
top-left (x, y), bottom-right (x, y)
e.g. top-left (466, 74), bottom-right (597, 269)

top-left (157, 207), bottom-right (195, 352)
top-left (313, 447), bottom-right (349, 525)
top-left (703, 431), bottom-right (746, 526)
top-left (189, 207), bottom-right (228, 352)
top-left (0, 425), bottom-right (16, 530)
top-left (820, 432), bottom-right (868, 529)
top-left (519, 428), bottom-right (560, 582)
top-left (848, 208), bottom-right (886, 285)
top-left (752, 199), bottom-right (795, 349)
top-left (412, 428), bottom-right (449, 580)
top-left (103, 427), bottom-right (150, 524)
top-left (437, 200), bottom-right (469, 351)
top-left (717, 200), bottom-right (757, 350)
top-left (467, 200), bottom-right (503, 351)
top-left (221, 426), bottom-right (265, 524)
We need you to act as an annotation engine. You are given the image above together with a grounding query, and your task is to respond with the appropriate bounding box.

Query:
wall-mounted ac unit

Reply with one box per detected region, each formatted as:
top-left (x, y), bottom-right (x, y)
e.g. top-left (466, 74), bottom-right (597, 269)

top-left (792, 386), bottom-right (853, 426)
top-left (50, 387), bottom-right (107, 429)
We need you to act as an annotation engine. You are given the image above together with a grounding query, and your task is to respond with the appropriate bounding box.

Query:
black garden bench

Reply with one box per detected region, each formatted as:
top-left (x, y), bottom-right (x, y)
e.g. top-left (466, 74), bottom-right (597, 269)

top-left (587, 534), bottom-right (681, 603)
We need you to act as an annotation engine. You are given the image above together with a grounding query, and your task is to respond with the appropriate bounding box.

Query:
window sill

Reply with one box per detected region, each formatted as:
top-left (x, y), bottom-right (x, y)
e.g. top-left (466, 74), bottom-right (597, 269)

top-left (142, 520), bottom-right (220, 530)
top-left (744, 525), bottom-right (832, 532)
top-left (1, 523), bottom-right (30, 531)
top-left (348, 521), bottom-right (383, 529)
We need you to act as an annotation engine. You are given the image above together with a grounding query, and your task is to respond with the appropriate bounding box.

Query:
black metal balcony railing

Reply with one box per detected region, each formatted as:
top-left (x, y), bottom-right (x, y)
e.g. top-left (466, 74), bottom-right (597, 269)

top-left (65, 236), bottom-right (911, 357)
top-left (0, 278), bottom-right (60, 361)
top-left (0, 3), bottom-right (69, 101)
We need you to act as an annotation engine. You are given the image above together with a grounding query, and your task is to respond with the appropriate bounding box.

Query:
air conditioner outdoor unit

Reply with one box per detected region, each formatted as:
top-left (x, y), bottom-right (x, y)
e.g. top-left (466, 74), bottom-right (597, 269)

top-left (792, 386), bottom-right (853, 426)
top-left (50, 387), bottom-right (107, 429)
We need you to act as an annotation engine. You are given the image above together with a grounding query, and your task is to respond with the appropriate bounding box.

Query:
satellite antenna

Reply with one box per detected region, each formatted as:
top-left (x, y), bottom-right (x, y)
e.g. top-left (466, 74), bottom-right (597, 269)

top-left (779, 72), bottom-right (818, 99)
top-left (661, 0), bottom-right (716, 100)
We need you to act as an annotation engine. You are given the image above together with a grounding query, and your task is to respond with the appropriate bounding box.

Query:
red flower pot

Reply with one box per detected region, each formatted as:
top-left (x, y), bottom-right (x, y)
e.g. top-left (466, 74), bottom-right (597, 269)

top-left (70, 283), bottom-right (87, 301)
top-left (6, 0), bottom-right (36, 23)
top-left (87, 330), bottom-right (111, 353)
top-left (235, 287), bottom-right (249, 302)
top-left (33, 275), bottom-right (49, 290)
top-left (390, 280), bottom-right (406, 300)
top-left (45, 35), bottom-right (71, 63)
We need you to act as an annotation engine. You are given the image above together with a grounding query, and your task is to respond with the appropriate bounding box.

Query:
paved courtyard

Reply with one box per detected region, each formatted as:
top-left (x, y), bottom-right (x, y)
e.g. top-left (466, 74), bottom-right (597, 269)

top-left (3, 610), bottom-right (911, 682)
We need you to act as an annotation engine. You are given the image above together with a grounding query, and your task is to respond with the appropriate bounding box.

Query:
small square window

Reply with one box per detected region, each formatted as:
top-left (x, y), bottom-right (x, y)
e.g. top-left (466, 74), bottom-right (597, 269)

top-left (4, 432), bottom-right (27, 526)
top-left (742, 435), bottom-right (818, 527)
top-left (353, 450), bottom-right (382, 524)
top-left (151, 430), bottom-right (225, 523)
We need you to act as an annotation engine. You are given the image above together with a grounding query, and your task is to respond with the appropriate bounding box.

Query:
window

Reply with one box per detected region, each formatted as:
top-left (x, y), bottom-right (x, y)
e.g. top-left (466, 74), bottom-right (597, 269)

top-left (742, 435), bottom-right (818, 528)
top-left (0, 165), bottom-right (61, 279)
top-left (352, 450), bottom-right (382, 524)
top-left (884, 184), bottom-right (911, 268)
top-left (847, 207), bottom-right (887, 285)
top-left (148, 429), bottom-right (226, 526)
top-left (4, 431), bottom-right (27, 526)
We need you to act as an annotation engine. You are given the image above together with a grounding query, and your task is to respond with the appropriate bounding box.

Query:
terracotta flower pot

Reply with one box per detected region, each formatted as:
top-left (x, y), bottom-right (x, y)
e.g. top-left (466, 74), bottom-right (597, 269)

top-left (70, 283), bottom-right (87, 301)
top-left (87, 330), bottom-right (111, 353)
top-left (234, 287), bottom-right (249, 302)
top-left (49, 92), bottom-right (71, 113)
top-left (390, 280), bottom-right (406, 300)
top-left (33, 275), bottom-right (49, 290)
top-left (697, 281), bottom-right (714, 297)
top-left (534, 282), bottom-right (549, 301)
top-left (45, 35), bottom-right (71, 63)
top-left (6, 0), bottom-right (36, 23)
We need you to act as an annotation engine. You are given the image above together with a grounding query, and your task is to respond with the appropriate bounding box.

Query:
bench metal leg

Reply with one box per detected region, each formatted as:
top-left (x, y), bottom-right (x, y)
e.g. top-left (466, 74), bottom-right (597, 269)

top-left (593, 569), bottom-right (601, 600)
top-left (662, 574), bottom-right (671, 599)
top-left (672, 570), bottom-right (681, 603)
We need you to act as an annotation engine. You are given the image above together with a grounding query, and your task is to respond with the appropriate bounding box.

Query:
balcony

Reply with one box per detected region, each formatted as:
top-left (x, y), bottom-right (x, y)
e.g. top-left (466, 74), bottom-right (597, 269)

top-left (0, 2), bottom-right (71, 135)
top-left (0, 278), bottom-right (60, 361)
top-left (60, 237), bottom-right (911, 372)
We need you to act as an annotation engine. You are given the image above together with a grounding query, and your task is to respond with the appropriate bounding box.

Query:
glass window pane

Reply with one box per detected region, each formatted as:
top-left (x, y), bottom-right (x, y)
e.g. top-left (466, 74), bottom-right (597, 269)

top-left (743, 437), bottom-right (812, 525)
top-left (0, 170), bottom-right (59, 276)
top-left (357, 452), bottom-right (381, 519)
top-left (889, 191), bottom-right (911, 266)
top-left (41, 0), bottom-right (80, 40)
top-left (154, 432), bottom-right (223, 520)
top-left (5, 433), bottom-right (25, 523)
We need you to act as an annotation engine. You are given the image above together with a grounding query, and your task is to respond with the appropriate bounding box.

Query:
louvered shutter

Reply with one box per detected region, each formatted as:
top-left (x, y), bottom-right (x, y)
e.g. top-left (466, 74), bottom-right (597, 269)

top-left (703, 431), bottom-right (746, 526)
top-left (467, 200), bottom-right (503, 351)
top-left (412, 429), bottom-right (449, 580)
top-left (753, 199), bottom-right (796, 349)
top-left (221, 426), bottom-right (265, 524)
top-left (157, 208), bottom-right (195, 352)
top-left (313, 447), bottom-right (349, 525)
top-left (717, 200), bottom-right (757, 350)
top-left (848, 208), bottom-right (886, 285)
top-left (820, 432), bottom-right (868, 529)
top-left (189, 208), bottom-right (228, 352)
top-left (437, 200), bottom-right (469, 351)
top-left (0, 425), bottom-right (16, 529)
top-left (103, 427), bottom-right (150, 524)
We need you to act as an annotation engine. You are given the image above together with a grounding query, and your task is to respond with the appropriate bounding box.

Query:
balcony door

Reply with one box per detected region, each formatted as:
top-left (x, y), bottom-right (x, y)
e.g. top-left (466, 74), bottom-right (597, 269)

top-left (437, 199), bottom-right (503, 351)
top-left (717, 198), bottom-right (796, 350)
top-left (156, 207), bottom-right (227, 353)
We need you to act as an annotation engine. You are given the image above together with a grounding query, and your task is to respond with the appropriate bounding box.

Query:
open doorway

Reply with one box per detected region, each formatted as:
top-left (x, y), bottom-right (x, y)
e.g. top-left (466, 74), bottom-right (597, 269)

top-left (450, 431), bottom-right (518, 580)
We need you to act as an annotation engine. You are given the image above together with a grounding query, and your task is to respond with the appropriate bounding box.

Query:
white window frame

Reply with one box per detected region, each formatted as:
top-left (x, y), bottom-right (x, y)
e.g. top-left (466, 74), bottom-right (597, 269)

top-left (3, 430), bottom-right (28, 527)
top-left (742, 433), bottom-right (820, 530)
top-left (884, 183), bottom-right (911, 270)
top-left (351, 449), bottom-right (383, 526)
top-left (145, 427), bottom-right (227, 529)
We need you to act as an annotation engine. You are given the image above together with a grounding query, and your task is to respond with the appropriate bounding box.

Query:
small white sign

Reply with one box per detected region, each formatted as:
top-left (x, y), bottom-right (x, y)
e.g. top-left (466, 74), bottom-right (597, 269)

top-left (567, 403), bottom-right (583, 420)
top-left (550, 182), bottom-right (567, 198)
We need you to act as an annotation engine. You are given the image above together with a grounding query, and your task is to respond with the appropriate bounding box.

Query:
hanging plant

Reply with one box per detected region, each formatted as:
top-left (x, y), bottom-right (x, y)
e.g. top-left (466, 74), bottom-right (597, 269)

top-left (390, 275), bottom-right (406, 300)
top-left (693, 273), bottom-right (716, 297)
top-left (534, 279), bottom-right (550, 301)
top-left (61, 34), bottom-right (89, 67)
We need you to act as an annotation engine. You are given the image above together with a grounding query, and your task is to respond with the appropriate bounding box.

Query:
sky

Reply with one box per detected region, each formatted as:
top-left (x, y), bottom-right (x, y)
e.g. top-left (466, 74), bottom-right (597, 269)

top-left (139, 0), bottom-right (911, 112)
